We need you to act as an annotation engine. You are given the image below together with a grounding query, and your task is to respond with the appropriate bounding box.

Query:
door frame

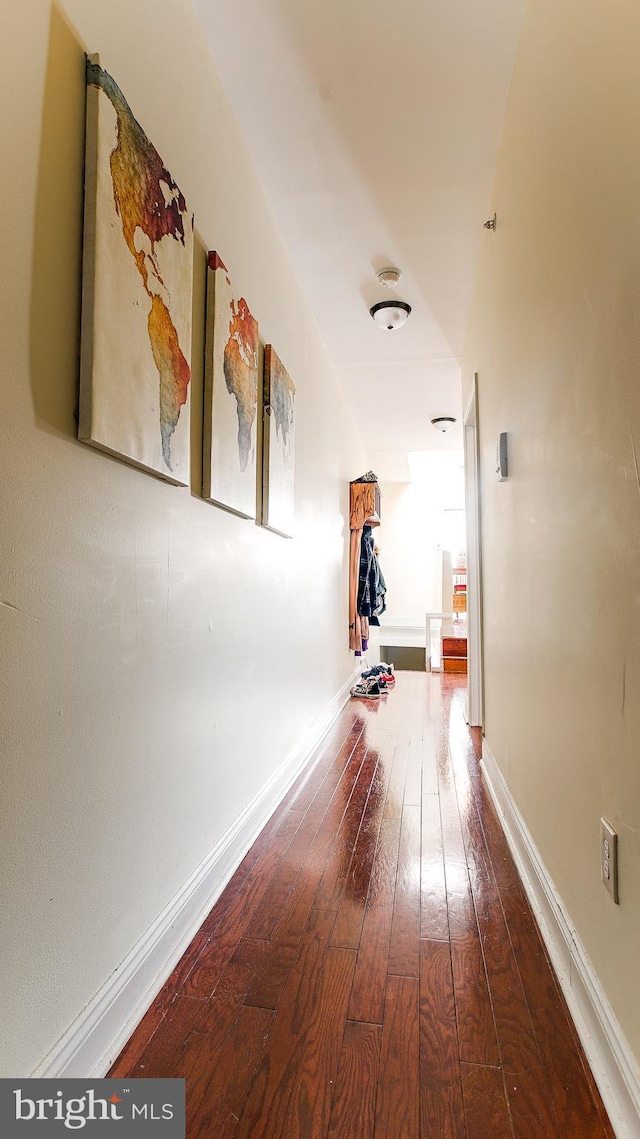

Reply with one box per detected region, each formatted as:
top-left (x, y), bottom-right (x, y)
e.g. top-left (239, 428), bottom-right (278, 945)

top-left (463, 375), bottom-right (484, 727)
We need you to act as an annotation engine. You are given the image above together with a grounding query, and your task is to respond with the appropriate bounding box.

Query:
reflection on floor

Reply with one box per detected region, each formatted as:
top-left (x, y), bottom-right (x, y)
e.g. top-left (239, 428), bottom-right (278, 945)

top-left (109, 672), bottom-right (614, 1139)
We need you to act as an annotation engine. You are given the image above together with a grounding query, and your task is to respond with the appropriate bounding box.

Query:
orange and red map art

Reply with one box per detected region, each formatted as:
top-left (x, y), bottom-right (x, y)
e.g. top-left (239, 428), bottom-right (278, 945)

top-left (80, 60), bottom-right (193, 482)
top-left (203, 253), bottom-right (259, 519)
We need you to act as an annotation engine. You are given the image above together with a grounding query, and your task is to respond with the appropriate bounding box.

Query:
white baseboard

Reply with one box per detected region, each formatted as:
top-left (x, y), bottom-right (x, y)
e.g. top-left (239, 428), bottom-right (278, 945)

top-left (481, 740), bottom-right (640, 1139)
top-left (31, 668), bottom-right (359, 1080)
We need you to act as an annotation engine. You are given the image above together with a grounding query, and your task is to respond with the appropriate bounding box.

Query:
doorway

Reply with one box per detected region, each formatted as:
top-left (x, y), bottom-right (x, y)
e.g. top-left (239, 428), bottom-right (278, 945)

top-left (463, 377), bottom-right (484, 727)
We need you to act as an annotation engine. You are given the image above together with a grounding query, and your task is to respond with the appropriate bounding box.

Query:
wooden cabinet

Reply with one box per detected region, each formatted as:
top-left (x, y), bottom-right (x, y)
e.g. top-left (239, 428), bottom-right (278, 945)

top-left (443, 563), bottom-right (467, 671)
top-left (442, 633), bottom-right (467, 673)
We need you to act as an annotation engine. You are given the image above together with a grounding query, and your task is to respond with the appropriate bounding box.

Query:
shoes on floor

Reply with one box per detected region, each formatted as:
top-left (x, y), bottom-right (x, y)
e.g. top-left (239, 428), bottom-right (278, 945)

top-left (361, 663), bottom-right (395, 685)
top-left (361, 662), bottom-right (394, 677)
top-left (350, 676), bottom-right (388, 700)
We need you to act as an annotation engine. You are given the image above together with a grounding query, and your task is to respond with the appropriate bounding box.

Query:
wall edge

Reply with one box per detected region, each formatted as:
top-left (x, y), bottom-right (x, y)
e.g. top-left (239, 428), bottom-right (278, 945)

top-left (481, 740), bottom-right (640, 1139)
top-left (31, 667), bottom-right (360, 1079)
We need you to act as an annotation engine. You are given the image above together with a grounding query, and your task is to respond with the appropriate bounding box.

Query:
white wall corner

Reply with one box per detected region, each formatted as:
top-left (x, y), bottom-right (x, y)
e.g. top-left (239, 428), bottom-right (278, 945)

top-left (31, 666), bottom-right (360, 1080)
top-left (481, 740), bottom-right (640, 1139)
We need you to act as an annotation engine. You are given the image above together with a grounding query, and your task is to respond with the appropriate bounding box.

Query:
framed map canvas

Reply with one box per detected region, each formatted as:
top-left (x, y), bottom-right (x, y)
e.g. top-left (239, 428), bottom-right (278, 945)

top-left (262, 345), bottom-right (295, 537)
top-left (78, 56), bottom-right (194, 484)
top-left (203, 252), bottom-right (259, 518)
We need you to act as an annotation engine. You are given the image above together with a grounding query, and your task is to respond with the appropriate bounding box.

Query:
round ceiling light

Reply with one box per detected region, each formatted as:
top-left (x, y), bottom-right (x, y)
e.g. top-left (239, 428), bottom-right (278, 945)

top-left (369, 300), bottom-right (412, 331)
top-left (431, 416), bottom-right (457, 433)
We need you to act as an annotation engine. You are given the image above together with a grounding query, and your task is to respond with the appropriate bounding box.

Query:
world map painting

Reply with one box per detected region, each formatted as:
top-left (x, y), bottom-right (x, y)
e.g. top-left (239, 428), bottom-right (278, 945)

top-left (203, 252), bottom-right (259, 519)
top-left (262, 345), bottom-right (296, 537)
top-left (79, 57), bottom-right (193, 484)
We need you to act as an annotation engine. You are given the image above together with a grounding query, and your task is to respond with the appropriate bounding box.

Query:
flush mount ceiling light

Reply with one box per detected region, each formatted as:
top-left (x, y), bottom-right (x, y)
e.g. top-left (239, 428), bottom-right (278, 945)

top-left (369, 300), bottom-right (412, 331)
top-left (431, 416), bottom-right (457, 433)
top-left (376, 266), bottom-right (402, 288)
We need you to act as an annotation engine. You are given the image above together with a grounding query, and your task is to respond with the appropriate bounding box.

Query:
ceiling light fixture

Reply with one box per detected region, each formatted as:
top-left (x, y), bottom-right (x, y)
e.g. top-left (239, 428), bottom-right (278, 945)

top-left (431, 416), bottom-right (457, 433)
top-left (376, 266), bottom-right (402, 288)
top-left (369, 300), bottom-right (411, 331)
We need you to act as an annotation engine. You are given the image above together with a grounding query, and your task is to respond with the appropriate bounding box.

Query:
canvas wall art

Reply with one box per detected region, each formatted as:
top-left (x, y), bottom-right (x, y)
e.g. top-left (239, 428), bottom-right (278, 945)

top-left (203, 252), bottom-right (259, 519)
top-left (79, 56), bottom-right (194, 484)
top-left (262, 345), bottom-right (296, 537)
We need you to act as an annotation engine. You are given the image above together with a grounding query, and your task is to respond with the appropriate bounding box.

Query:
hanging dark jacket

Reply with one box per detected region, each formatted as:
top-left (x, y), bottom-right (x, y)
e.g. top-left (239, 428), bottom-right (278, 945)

top-left (357, 525), bottom-right (387, 625)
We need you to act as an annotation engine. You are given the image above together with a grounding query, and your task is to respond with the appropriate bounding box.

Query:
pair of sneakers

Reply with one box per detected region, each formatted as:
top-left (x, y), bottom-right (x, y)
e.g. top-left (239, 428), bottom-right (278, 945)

top-left (361, 662), bottom-right (395, 685)
top-left (350, 675), bottom-right (388, 699)
top-left (350, 662), bottom-right (395, 700)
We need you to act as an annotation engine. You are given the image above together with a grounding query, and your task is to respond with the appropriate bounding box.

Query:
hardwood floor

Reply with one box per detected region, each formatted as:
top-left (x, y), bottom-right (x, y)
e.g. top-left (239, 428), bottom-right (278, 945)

top-left (109, 672), bottom-right (615, 1138)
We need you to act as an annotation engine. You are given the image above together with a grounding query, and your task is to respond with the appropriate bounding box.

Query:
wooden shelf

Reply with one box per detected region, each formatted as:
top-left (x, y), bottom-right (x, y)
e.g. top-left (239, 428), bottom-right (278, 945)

top-left (349, 481), bottom-right (381, 530)
top-left (349, 478), bottom-right (382, 652)
top-left (452, 564), bottom-right (466, 615)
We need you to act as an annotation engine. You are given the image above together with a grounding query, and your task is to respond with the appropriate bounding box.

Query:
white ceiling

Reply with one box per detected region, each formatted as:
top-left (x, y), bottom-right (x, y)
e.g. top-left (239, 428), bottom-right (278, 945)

top-left (192, 0), bottom-right (525, 480)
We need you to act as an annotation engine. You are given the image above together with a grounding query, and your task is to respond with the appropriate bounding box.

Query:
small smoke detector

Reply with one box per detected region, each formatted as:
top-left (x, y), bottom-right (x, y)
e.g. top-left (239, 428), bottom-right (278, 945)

top-left (431, 416), bottom-right (457, 433)
top-left (377, 266), bottom-right (401, 288)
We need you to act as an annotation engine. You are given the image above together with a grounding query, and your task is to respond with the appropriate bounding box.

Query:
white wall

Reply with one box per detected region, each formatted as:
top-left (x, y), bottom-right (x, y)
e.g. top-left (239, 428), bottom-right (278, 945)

top-left (463, 0), bottom-right (640, 1069)
top-left (380, 454), bottom-right (465, 619)
top-left (378, 483), bottom-right (443, 617)
top-left (0, 0), bottom-right (367, 1076)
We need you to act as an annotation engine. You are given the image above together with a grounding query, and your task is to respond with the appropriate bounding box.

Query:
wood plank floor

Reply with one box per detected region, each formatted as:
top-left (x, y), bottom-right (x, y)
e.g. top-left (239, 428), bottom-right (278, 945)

top-left (109, 673), bottom-right (615, 1138)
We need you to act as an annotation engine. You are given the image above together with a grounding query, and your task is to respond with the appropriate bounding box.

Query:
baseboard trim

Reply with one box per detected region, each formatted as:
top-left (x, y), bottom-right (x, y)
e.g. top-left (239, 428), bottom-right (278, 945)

top-left (481, 740), bottom-right (640, 1139)
top-left (31, 668), bottom-right (360, 1079)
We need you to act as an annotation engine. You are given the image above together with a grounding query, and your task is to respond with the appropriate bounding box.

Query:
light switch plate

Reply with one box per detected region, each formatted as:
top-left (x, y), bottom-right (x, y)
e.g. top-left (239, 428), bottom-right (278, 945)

top-left (496, 432), bottom-right (508, 480)
top-left (601, 817), bottom-right (619, 904)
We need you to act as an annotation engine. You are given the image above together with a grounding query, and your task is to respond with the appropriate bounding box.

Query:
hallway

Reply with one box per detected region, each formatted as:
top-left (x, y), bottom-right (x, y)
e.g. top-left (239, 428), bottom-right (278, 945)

top-left (109, 673), bottom-right (614, 1138)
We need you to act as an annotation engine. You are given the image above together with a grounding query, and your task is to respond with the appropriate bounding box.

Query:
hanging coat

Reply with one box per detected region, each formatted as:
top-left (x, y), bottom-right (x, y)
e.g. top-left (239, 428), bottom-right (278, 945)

top-left (357, 525), bottom-right (387, 626)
